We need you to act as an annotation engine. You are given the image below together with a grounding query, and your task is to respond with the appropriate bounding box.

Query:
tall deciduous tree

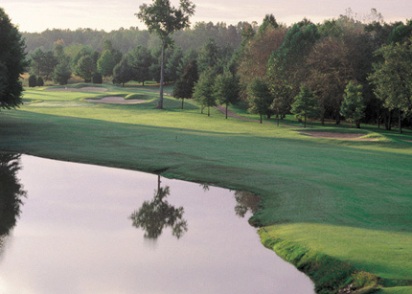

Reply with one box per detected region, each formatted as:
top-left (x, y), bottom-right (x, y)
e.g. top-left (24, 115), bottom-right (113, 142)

top-left (193, 69), bottom-right (215, 116)
top-left (267, 20), bottom-right (319, 117)
top-left (30, 49), bottom-right (58, 81)
top-left (137, 0), bottom-right (195, 109)
top-left (305, 37), bottom-right (353, 124)
top-left (237, 19), bottom-right (286, 92)
top-left (0, 8), bottom-right (27, 109)
top-left (213, 70), bottom-right (239, 119)
top-left (369, 41), bottom-right (412, 133)
top-left (340, 81), bottom-right (365, 128)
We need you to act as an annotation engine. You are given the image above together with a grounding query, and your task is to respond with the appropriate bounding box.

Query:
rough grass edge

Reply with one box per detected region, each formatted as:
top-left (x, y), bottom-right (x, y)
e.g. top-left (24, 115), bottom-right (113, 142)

top-left (259, 227), bottom-right (381, 294)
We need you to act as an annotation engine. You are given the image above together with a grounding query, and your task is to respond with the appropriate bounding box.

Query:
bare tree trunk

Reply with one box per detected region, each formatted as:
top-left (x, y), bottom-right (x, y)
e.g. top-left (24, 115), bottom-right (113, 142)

top-left (385, 110), bottom-right (392, 131)
top-left (399, 109), bottom-right (402, 134)
top-left (377, 109), bottom-right (381, 129)
top-left (276, 108), bottom-right (280, 127)
top-left (158, 41), bottom-right (165, 109)
top-left (225, 103), bottom-right (228, 119)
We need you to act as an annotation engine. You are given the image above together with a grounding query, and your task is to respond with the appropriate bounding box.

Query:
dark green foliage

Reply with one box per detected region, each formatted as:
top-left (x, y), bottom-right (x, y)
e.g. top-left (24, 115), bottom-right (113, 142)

top-left (340, 81), bottom-right (365, 128)
top-left (97, 50), bottom-right (117, 77)
top-left (130, 176), bottom-right (187, 240)
top-left (28, 75), bottom-right (37, 87)
top-left (97, 41), bottom-right (122, 77)
top-left (193, 69), bottom-right (215, 116)
top-left (291, 85), bottom-right (319, 127)
top-left (52, 43), bottom-right (72, 85)
top-left (267, 20), bottom-right (319, 117)
top-left (36, 76), bottom-right (44, 87)
top-left (0, 8), bottom-right (27, 109)
top-left (0, 153), bottom-right (26, 237)
top-left (18, 11), bottom-right (412, 131)
top-left (30, 49), bottom-right (58, 81)
top-left (274, 20), bottom-right (319, 72)
top-left (213, 70), bottom-right (240, 119)
top-left (258, 14), bottom-right (279, 34)
top-left (113, 58), bottom-right (134, 86)
top-left (197, 38), bottom-right (219, 73)
top-left (128, 46), bottom-right (153, 86)
top-left (173, 59), bottom-right (198, 109)
top-left (387, 20), bottom-right (412, 44)
top-left (75, 55), bottom-right (96, 82)
top-left (92, 72), bottom-right (103, 84)
top-left (73, 47), bottom-right (99, 82)
top-left (368, 40), bottom-right (412, 133)
top-left (53, 59), bottom-right (72, 85)
top-left (247, 78), bottom-right (273, 123)
top-left (165, 46), bottom-right (183, 82)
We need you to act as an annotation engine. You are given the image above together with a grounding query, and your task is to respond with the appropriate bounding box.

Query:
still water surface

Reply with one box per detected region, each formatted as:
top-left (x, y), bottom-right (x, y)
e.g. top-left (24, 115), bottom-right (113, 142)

top-left (0, 154), bottom-right (314, 293)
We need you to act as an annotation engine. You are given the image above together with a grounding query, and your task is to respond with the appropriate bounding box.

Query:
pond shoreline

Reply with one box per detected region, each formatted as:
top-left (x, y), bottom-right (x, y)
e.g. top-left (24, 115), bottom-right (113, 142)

top-left (1, 152), bottom-right (315, 293)
top-left (1, 87), bottom-right (411, 293)
top-left (3, 150), bottom-right (374, 294)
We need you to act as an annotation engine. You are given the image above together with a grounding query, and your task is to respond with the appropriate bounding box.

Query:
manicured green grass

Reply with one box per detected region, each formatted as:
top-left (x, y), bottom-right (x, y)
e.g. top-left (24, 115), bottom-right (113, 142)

top-left (1, 84), bottom-right (411, 293)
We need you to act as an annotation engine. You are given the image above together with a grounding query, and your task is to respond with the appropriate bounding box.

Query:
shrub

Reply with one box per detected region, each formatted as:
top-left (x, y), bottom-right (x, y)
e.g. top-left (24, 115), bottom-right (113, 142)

top-left (92, 72), bottom-right (103, 84)
top-left (36, 76), bottom-right (44, 86)
top-left (28, 75), bottom-right (37, 87)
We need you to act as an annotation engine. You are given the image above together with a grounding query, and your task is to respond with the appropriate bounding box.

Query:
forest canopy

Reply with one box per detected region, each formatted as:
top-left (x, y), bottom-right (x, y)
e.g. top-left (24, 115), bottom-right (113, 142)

top-left (21, 9), bottom-right (412, 130)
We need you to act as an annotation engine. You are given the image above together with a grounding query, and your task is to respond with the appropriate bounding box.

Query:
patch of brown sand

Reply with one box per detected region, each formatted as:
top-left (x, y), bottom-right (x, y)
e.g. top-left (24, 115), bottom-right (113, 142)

top-left (86, 97), bottom-right (146, 104)
top-left (301, 131), bottom-right (376, 141)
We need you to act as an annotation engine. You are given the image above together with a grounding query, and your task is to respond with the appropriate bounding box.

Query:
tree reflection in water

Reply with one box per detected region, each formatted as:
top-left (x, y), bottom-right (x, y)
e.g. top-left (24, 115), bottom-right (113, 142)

top-left (130, 175), bottom-right (188, 240)
top-left (234, 191), bottom-right (260, 218)
top-left (200, 184), bottom-right (260, 218)
top-left (0, 153), bottom-right (26, 253)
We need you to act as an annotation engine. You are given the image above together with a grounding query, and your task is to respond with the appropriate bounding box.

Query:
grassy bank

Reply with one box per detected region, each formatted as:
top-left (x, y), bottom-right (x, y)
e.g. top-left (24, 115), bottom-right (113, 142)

top-left (1, 84), bottom-right (411, 293)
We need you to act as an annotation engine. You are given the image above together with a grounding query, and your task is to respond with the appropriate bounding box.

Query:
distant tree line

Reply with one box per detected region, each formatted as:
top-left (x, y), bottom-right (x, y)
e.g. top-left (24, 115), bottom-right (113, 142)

top-left (236, 10), bottom-right (412, 131)
top-left (23, 9), bottom-right (412, 131)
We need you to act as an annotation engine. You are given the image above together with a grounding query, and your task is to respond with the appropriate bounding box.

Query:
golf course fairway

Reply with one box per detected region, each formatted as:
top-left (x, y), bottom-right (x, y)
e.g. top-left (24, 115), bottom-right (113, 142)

top-left (0, 84), bottom-right (411, 293)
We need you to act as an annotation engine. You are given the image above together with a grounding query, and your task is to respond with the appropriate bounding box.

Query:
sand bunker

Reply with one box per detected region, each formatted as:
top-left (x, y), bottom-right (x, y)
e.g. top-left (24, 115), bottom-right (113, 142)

top-left (86, 96), bottom-right (146, 104)
top-left (301, 131), bottom-right (375, 141)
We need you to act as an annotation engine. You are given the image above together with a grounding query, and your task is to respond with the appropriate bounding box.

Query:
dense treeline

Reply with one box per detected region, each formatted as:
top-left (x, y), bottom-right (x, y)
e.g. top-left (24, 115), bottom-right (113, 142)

top-left (23, 10), bottom-right (412, 131)
top-left (23, 22), bottom-right (243, 54)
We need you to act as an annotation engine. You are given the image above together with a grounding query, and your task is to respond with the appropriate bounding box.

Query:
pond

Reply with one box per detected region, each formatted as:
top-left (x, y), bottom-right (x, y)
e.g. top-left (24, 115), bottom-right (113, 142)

top-left (0, 153), bottom-right (314, 293)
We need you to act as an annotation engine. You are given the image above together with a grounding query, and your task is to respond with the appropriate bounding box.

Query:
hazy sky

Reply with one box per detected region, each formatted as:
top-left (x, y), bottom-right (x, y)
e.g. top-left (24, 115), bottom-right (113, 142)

top-left (2, 0), bottom-right (412, 32)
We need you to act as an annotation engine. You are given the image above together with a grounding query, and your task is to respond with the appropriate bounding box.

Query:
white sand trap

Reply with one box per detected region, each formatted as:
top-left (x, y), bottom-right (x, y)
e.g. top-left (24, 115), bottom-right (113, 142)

top-left (86, 96), bottom-right (146, 104)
